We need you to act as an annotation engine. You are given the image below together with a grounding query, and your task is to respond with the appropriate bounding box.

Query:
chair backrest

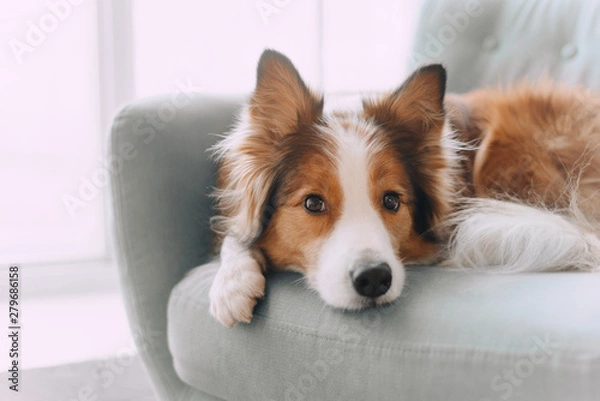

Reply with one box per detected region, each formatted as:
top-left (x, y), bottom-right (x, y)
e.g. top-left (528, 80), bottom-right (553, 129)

top-left (410, 0), bottom-right (600, 93)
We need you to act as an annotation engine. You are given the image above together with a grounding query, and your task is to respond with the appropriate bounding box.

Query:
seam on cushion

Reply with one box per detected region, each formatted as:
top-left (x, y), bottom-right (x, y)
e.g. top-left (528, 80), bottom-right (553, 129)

top-left (111, 104), bottom-right (183, 401)
top-left (261, 318), bottom-right (600, 370)
top-left (168, 291), bottom-right (600, 369)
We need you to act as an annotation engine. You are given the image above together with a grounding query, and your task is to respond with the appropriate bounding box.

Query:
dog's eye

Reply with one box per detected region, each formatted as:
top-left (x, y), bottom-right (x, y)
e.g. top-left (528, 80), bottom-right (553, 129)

top-left (382, 192), bottom-right (400, 212)
top-left (304, 195), bottom-right (326, 214)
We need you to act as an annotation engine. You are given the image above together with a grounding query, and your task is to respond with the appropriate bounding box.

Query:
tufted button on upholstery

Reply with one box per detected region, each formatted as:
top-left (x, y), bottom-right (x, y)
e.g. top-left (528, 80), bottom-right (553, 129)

top-left (482, 36), bottom-right (499, 52)
top-left (560, 43), bottom-right (578, 59)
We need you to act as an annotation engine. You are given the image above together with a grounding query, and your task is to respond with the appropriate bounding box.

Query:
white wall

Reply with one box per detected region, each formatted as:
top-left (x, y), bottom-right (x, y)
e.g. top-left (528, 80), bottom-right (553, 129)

top-left (322, 0), bottom-right (423, 94)
top-left (133, 0), bottom-right (424, 97)
top-left (133, 0), bottom-right (323, 97)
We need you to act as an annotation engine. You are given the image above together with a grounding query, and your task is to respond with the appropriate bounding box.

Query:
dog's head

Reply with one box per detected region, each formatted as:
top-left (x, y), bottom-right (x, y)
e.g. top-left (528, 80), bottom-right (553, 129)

top-left (213, 50), bottom-right (454, 309)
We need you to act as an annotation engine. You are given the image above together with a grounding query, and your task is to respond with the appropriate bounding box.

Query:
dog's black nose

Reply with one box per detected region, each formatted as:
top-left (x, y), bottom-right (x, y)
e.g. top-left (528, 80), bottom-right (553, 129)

top-left (351, 262), bottom-right (392, 298)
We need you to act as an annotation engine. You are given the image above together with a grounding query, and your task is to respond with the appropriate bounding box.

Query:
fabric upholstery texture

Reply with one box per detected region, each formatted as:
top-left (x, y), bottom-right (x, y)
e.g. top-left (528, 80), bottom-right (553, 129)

top-left (411, 0), bottom-right (600, 93)
top-left (170, 263), bottom-right (600, 401)
top-left (110, 0), bottom-right (600, 400)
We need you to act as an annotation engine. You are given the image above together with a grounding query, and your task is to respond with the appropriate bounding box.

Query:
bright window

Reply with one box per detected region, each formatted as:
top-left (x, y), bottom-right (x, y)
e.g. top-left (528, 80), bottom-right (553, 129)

top-left (0, 0), bottom-right (422, 267)
top-left (1, 1), bottom-right (105, 265)
top-left (132, 0), bottom-right (322, 96)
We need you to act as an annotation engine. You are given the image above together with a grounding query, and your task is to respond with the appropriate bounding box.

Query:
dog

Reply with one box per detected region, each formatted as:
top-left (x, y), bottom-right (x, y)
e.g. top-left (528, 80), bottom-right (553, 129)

top-left (208, 49), bottom-right (600, 327)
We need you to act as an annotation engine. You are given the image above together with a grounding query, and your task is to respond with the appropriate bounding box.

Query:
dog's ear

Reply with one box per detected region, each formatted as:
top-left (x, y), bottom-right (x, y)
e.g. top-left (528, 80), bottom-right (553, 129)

top-left (212, 50), bottom-right (322, 245)
top-left (250, 49), bottom-right (323, 137)
top-left (363, 65), bottom-right (452, 240)
top-left (363, 64), bottom-right (446, 135)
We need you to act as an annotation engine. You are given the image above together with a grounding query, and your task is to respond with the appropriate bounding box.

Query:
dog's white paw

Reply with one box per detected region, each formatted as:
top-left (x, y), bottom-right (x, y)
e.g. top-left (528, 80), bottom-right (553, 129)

top-left (209, 255), bottom-right (266, 328)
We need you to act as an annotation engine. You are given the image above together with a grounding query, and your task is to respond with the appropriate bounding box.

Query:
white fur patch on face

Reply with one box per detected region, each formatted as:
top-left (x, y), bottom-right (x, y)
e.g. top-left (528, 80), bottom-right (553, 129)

top-left (309, 117), bottom-right (405, 309)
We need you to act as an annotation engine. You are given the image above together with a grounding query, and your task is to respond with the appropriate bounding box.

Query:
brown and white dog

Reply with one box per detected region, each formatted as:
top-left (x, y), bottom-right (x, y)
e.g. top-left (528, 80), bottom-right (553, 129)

top-left (208, 49), bottom-right (600, 327)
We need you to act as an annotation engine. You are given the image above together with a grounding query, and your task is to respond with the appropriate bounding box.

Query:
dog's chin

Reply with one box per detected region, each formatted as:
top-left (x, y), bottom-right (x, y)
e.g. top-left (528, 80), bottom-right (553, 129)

top-left (323, 291), bottom-right (401, 311)
top-left (308, 276), bottom-right (404, 311)
top-left (344, 293), bottom-right (400, 310)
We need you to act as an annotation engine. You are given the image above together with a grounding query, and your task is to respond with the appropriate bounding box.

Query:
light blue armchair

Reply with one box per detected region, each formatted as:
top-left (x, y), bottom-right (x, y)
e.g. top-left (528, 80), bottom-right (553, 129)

top-left (110, 1), bottom-right (600, 400)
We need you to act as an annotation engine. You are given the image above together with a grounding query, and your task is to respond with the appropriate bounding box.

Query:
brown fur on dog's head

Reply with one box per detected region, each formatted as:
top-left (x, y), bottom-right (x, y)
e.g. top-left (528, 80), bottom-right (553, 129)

top-left (211, 50), bottom-right (324, 245)
top-left (211, 50), bottom-right (463, 310)
top-left (363, 64), bottom-right (454, 243)
top-left (213, 51), bottom-right (455, 270)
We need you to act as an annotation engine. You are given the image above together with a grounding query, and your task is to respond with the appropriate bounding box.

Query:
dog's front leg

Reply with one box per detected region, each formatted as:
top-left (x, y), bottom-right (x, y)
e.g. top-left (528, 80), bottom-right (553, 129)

top-left (209, 235), bottom-right (267, 327)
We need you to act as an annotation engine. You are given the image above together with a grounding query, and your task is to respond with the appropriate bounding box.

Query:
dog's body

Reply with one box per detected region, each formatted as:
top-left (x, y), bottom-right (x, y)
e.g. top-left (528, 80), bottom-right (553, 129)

top-left (208, 50), bottom-right (600, 327)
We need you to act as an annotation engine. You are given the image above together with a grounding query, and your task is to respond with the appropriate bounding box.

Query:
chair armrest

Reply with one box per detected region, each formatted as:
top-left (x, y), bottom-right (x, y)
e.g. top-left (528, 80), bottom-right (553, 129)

top-left (109, 94), bottom-right (241, 400)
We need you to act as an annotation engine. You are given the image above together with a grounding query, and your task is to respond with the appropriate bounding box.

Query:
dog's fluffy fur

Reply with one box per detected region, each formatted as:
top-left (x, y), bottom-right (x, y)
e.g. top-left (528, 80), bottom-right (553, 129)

top-left (208, 50), bottom-right (600, 327)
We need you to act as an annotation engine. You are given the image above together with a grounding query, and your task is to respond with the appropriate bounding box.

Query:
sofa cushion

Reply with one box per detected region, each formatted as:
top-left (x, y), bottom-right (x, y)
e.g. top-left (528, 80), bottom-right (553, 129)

top-left (168, 263), bottom-right (600, 401)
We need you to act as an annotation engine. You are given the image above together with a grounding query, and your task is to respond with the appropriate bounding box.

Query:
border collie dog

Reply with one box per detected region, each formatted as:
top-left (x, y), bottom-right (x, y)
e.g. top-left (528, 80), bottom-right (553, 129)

top-left (208, 50), bottom-right (600, 327)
